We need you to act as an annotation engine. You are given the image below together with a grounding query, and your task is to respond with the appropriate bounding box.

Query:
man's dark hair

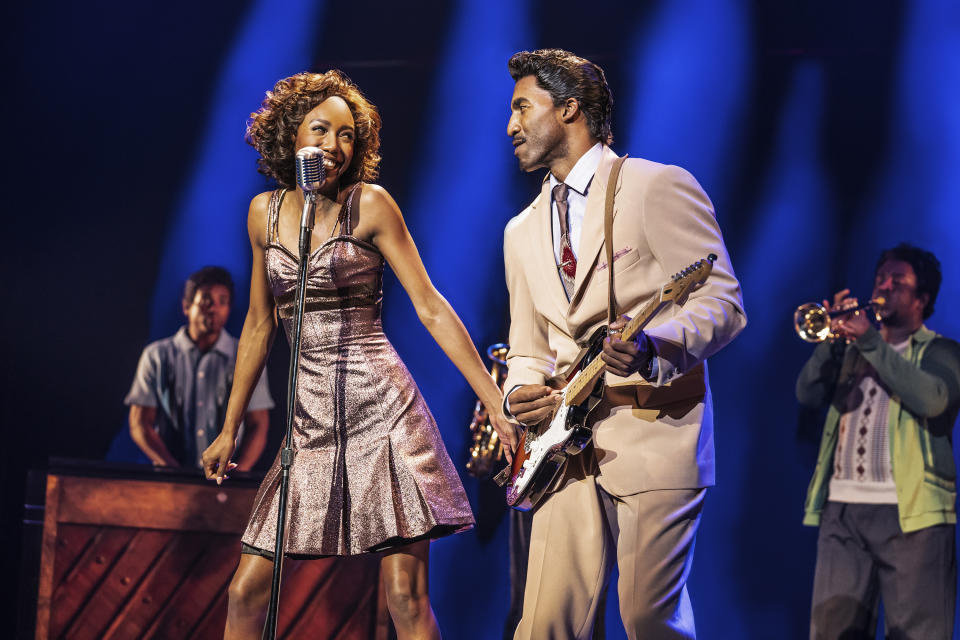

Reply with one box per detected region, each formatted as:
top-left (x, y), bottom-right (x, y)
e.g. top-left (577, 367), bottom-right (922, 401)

top-left (875, 243), bottom-right (941, 319)
top-left (508, 48), bottom-right (614, 145)
top-left (183, 266), bottom-right (235, 305)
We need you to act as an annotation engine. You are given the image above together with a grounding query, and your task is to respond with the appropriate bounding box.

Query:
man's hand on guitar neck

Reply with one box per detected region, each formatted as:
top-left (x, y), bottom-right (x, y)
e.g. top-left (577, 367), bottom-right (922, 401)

top-left (507, 385), bottom-right (562, 426)
top-left (602, 315), bottom-right (656, 379)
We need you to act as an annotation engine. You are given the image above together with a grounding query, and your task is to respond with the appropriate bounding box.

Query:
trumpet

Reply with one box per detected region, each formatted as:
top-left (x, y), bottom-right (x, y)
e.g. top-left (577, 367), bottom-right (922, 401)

top-left (465, 343), bottom-right (509, 479)
top-left (793, 297), bottom-right (886, 343)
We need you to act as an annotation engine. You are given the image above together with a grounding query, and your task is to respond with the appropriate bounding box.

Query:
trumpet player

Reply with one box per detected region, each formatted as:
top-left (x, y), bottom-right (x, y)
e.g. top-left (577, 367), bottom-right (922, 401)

top-left (796, 243), bottom-right (960, 639)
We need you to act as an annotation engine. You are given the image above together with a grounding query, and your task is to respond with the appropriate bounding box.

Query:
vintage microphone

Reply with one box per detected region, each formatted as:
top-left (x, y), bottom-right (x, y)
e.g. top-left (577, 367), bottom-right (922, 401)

top-left (262, 146), bottom-right (325, 640)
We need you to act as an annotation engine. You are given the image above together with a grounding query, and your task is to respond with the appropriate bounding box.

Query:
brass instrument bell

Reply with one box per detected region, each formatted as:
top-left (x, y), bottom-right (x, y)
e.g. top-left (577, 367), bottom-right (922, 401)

top-left (466, 343), bottom-right (509, 478)
top-left (793, 297), bottom-right (885, 343)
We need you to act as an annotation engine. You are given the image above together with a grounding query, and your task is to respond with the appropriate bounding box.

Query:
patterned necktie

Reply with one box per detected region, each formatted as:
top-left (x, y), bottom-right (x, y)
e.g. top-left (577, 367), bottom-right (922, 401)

top-left (553, 182), bottom-right (576, 298)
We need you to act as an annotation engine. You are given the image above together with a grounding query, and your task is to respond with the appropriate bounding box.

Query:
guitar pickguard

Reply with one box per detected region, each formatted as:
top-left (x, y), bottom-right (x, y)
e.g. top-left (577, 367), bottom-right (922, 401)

top-left (505, 361), bottom-right (604, 510)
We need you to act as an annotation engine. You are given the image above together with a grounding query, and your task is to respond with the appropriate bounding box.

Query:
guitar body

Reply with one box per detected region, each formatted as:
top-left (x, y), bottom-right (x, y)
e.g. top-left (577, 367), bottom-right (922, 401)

top-left (503, 255), bottom-right (717, 511)
top-left (505, 329), bottom-right (605, 511)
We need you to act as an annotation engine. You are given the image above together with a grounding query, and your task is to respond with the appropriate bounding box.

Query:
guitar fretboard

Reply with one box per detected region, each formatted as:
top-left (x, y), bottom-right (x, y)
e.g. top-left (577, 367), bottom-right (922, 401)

top-left (563, 294), bottom-right (668, 407)
top-left (560, 256), bottom-right (714, 408)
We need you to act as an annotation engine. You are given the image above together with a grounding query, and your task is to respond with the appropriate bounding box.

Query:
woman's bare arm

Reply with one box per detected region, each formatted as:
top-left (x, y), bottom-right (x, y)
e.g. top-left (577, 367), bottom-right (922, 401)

top-left (202, 193), bottom-right (278, 482)
top-left (362, 185), bottom-right (517, 458)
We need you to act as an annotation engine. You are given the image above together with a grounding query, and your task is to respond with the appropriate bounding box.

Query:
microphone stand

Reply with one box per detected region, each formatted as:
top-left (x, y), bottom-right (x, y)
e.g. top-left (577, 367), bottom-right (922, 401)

top-left (262, 190), bottom-right (317, 640)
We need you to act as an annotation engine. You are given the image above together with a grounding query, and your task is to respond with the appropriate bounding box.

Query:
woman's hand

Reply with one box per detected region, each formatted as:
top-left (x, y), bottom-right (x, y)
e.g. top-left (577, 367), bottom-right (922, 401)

top-left (207, 192), bottom-right (278, 484)
top-left (487, 409), bottom-right (519, 464)
top-left (202, 432), bottom-right (239, 485)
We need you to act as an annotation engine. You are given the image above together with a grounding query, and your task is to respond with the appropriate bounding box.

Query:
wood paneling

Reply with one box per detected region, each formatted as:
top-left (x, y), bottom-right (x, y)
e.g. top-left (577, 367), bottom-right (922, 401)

top-left (55, 476), bottom-right (259, 533)
top-left (35, 472), bottom-right (390, 639)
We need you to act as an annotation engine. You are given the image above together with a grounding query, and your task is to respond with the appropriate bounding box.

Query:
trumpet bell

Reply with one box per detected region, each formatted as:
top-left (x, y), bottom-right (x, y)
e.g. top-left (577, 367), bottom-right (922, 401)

top-left (794, 302), bottom-right (832, 343)
top-left (793, 297), bottom-right (885, 343)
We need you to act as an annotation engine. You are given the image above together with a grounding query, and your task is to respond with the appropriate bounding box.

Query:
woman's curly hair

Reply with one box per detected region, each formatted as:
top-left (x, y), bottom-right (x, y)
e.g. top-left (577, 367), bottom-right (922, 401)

top-left (246, 70), bottom-right (382, 189)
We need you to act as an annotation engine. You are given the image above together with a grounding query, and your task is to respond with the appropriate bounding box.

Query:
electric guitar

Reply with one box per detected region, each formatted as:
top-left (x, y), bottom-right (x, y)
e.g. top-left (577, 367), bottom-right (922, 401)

top-left (501, 254), bottom-right (716, 510)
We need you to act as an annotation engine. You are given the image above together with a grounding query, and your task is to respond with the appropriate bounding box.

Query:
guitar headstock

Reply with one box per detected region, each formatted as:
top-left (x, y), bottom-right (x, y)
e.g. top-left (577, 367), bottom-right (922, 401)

top-left (658, 254), bottom-right (716, 305)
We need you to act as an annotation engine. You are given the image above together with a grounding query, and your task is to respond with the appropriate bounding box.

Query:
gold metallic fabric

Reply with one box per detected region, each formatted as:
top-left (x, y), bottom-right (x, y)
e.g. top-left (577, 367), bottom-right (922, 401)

top-left (241, 187), bottom-right (474, 556)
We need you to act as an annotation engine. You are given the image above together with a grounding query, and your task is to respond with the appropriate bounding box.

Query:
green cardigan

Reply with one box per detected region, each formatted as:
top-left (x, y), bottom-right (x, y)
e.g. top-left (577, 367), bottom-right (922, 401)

top-left (797, 325), bottom-right (960, 532)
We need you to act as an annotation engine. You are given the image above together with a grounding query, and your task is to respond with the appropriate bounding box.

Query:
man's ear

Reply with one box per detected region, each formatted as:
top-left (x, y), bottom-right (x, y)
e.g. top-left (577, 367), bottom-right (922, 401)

top-left (560, 97), bottom-right (580, 123)
top-left (182, 298), bottom-right (191, 317)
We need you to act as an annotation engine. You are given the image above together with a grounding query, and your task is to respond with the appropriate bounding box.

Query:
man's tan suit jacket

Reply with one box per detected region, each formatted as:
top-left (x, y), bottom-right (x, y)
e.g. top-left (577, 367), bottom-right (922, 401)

top-left (503, 145), bottom-right (746, 496)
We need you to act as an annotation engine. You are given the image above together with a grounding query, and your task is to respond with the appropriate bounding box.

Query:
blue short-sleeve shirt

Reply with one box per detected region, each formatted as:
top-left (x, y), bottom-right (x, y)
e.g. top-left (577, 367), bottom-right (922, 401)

top-left (125, 327), bottom-right (274, 468)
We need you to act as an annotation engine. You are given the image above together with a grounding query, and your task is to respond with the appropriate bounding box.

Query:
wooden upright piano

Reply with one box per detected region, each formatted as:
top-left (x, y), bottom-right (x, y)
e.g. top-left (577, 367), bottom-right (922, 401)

top-left (27, 460), bottom-right (390, 639)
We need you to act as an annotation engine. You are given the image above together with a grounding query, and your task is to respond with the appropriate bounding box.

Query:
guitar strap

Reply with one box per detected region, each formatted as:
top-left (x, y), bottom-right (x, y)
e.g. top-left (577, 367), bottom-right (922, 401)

top-left (604, 155), bottom-right (628, 325)
top-left (538, 159), bottom-right (626, 496)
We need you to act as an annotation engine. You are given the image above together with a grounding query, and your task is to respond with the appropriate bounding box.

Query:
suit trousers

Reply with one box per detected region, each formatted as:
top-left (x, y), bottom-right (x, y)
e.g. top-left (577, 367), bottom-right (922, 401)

top-left (810, 501), bottom-right (956, 640)
top-left (514, 471), bottom-right (705, 640)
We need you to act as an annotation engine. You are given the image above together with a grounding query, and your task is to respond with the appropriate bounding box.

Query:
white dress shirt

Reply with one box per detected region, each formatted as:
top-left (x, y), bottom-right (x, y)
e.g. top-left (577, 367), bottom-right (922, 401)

top-left (548, 142), bottom-right (604, 268)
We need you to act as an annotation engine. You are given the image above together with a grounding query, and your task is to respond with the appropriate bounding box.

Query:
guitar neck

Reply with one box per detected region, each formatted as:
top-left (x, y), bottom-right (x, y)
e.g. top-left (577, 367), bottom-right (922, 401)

top-left (619, 294), bottom-right (668, 343)
top-left (559, 255), bottom-right (714, 411)
top-left (563, 292), bottom-right (667, 408)
top-left (564, 354), bottom-right (604, 407)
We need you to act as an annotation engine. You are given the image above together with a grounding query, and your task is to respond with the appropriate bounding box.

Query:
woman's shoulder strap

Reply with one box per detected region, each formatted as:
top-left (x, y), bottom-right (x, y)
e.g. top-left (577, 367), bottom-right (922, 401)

top-left (267, 188), bottom-right (288, 244)
top-left (339, 183), bottom-right (364, 236)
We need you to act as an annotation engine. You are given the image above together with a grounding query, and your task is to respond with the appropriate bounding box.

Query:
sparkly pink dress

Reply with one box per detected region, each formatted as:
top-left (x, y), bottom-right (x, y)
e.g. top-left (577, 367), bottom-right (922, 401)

top-left (241, 185), bottom-right (474, 556)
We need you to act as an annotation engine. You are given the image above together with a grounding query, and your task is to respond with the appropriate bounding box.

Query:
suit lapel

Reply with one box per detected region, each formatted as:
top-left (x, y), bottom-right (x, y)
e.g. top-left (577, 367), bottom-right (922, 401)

top-left (571, 146), bottom-right (621, 304)
top-left (530, 175), bottom-right (569, 318)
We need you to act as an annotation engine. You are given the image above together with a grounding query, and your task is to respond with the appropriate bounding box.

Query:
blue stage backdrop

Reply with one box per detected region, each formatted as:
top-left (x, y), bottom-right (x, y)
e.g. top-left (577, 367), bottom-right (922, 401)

top-left (3, 1), bottom-right (959, 638)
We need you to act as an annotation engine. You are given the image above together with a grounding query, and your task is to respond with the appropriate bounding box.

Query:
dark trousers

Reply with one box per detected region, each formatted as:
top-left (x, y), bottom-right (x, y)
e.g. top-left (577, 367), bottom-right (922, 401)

top-left (504, 508), bottom-right (534, 640)
top-left (810, 501), bottom-right (956, 640)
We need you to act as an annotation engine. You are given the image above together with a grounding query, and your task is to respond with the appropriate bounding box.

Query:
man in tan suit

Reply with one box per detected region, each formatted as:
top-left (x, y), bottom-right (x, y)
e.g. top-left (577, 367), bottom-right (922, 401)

top-left (502, 49), bottom-right (746, 639)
